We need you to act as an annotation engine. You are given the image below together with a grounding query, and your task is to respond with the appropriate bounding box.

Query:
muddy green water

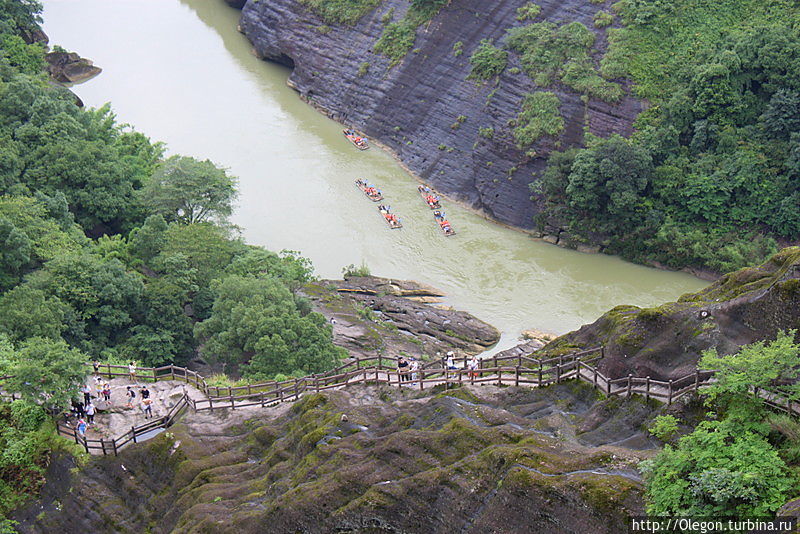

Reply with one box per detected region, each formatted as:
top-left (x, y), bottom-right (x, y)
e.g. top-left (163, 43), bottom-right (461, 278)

top-left (41, 0), bottom-right (707, 352)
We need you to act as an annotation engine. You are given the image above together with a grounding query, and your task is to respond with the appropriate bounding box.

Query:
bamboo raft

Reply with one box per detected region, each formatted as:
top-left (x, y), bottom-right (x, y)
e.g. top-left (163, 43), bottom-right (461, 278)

top-left (418, 185), bottom-right (441, 209)
top-left (355, 179), bottom-right (383, 201)
top-left (378, 205), bottom-right (402, 229)
top-left (343, 129), bottom-right (369, 150)
top-left (433, 210), bottom-right (455, 236)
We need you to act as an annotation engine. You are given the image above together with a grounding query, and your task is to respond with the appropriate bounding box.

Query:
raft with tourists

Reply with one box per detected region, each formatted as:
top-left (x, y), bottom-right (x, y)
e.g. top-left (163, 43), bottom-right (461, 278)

top-left (343, 128), bottom-right (369, 150)
top-left (418, 185), bottom-right (441, 209)
top-left (355, 179), bottom-right (383, 201)
top-left (433, 210), bottom-right (455, 236)
top-left (378, 205), bottom-right (402, 229)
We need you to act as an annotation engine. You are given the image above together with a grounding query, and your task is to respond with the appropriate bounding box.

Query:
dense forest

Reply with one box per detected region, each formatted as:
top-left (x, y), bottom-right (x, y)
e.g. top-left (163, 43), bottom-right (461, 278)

top-left (0, 0), bottom-right (344, 520)
top-left (535, 0), bottom-right (800, 272)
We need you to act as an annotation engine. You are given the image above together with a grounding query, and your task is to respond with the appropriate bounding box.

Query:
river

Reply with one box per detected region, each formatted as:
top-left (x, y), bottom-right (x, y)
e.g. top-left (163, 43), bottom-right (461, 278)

top-left (41, 0), bottom-right (707, 352)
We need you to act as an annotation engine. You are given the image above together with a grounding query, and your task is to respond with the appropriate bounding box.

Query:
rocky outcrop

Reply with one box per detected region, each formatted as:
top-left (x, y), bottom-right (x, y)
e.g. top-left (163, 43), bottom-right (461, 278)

top-left (45, 51), bottom-right (102, 84)
top-left (306, 276), bottom-right (500, 360)
top-left (17, 384), bottom-right (653, 532)
top-left (235, 0), bottom-right (640, 230)
top-left (536, 247), bottom-right (800, 381)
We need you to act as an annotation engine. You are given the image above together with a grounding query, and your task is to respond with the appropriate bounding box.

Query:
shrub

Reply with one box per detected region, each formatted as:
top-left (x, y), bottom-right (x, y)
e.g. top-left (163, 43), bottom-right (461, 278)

top-left (374, 22), bottom-right (416, 65)
top-left (297, 0), bottom-right (381, 25)
top-left (451, 115), bottom-right (467, 129)
top-left (468, 39), bottom-right (508, 80)
top-left (357, 61), bottom-right (370, 77)
top-left (342, 262), bottom-right (371, 277)
top-left (478, 127), bottom-right (495, 139)
top-left (513, 92), bottom-right (564, 147)
top-left (648, 415), bottom-right (679, 442)
top-left (452, 41), bottom-right (463, 56)
top-left (516, 2), bottom-right (541, 21)
top-left (593, 10), bottom-right (614, 28)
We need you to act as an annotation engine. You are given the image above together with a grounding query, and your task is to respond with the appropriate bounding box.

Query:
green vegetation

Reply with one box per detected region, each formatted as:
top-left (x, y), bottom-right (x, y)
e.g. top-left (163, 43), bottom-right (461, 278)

top-left (357, 61), bottom-right (370, 77)
top-left (535, 0), bottom-right (800, 272)
top-left (373, 22), bottom-right (416, 65)
top-left (593, 10), bottom-right (614, 28)
top-left (478, 126), bottom-right (495, 139)
top-left (647, 415), bottom-right (678, 442)
top-left (515, 2), bottom-right (541, 22)
top-left (642, 332), bottom-right (800, 519)
top-left (513, 92), bottom-right (564, 147)
top-left (342, 262), bottom-right (371, 277)
top-left (506, 21), bottom-right (622, 102)
top-left (297, 0), bottom-right (381, 25)
top-left (374, 0), bottom-right (449, 65)
top-left (467, 39), bottom-right (507, 80)
top-left (452, 41), bottom-right (463, 57)
top-left (450, 114), bottom-right (467, 129)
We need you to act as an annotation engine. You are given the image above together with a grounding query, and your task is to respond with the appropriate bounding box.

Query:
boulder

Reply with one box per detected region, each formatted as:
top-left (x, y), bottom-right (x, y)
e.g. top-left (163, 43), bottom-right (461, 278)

top-left (45, 51), bottom-right (102, 84)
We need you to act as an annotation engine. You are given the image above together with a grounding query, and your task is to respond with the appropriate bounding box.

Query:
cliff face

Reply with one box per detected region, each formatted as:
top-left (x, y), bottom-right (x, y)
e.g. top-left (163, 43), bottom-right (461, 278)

top-left (538, 247), bottom-right (800, 381)
top-left (236, 0), bottom-right (640, 229)
top-left (18, 385), bottom-right (651, 533)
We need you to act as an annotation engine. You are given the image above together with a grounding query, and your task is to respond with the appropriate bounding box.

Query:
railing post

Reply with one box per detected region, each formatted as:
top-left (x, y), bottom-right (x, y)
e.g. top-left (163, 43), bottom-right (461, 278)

top-left (517, 354), bottom-right (522, 367)
top-left (667, 380), bottom-right (674, 405)
top-left (419, 370), bottom-right (424, 390)
top-left (132, 426), bottom-right (137, 444)
top-left (112, 438), bottom-right (118, 456)
top-left (107, 363), bottom-right (112, 379)
top-left (101, 438), bottom-right (107, 456)
top-left (601, 346), bottom-right (605, 358)
top-left (397, 371), bottom-right (402, 389)
top-left (694, 369), bottom-right (700, 392)
top-left (497, 368), bottom-right (502, 386)
top-left (170, 365), bottom-right (175, 380)
top-left (152, 368), bottom-right (157, 383)
top-left (645, 376), bottom-right (651, 401)
top-left (378, 354), bottom-right (382, 369)
top-left (607, 374), bottom-right (611, 395)
top-left (556, 364), bottom-right (561, 384)
top-left (314, 374), bottom-right (319, 393)
top-left (279, 387), bottom-right (284, 403)
top-left (627, 374), bottom-right (632, 398)
top-left (593, 366), bottom-right (598, 387)
top-left (260, 391), bottom-right (265, 407)
top-left (230, 394), bottom-right (235, 409)
top-left (538, 362), bottom-right (543, 385)
top-left (356, 358), bottom-right (361, 370)
top-left (209, 397), bottom-right (213, 412)
top-left (493, 355), bottom-right (498, 369)
top-left (294, 378), bottom-right (299, 400)
top-left (515, 366), bottom-right (520, 387)
top-left (248, 384), bottom-right (252, 396)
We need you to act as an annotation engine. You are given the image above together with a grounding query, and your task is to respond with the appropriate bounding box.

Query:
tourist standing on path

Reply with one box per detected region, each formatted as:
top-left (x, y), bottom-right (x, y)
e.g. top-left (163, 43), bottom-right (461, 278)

top-left (125, 386), bottom-right (136, 409)
top-left (397, 357), bottom-right (410, 382)
top-left (93, 360), bottom-right (100, 375)
top-left (128, 361), bottom-right (137, 381)
top-left (143, 398), bottom-right (153, 419)
top-left (85, 402), bottom-right (95, 425)
top-left (410, 359), bottom-right (419, 383)
top-left (76, 418), bottom-right (87, 437)
top-left (81, 384), bottom-right (92, 406)
top-left (140, 386), bottom-right (150, 400)
top-left (102, 383), bottom-right (111, 403)
top-left (468, 355), bottom-right (479, 379)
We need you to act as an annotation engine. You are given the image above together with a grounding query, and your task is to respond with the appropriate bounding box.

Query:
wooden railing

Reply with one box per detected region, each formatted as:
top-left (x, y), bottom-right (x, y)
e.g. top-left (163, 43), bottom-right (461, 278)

top-left (53, 346), bottom-right (800, 454)
top-left (56, 393), bottom-right (191, 456)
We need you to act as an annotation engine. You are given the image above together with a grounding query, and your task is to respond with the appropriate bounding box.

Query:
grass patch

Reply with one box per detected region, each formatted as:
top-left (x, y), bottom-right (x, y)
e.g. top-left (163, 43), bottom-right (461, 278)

top-left (513, 92), bottom-right (564, 147)
top-left (506, 21), bottom-right (622, 102)
top-left (468, 39), bottom-right (508, 80)
top-left (516, 2), bottom-right (542, 22)
top-left (297, 0), bottom-right (381, 25)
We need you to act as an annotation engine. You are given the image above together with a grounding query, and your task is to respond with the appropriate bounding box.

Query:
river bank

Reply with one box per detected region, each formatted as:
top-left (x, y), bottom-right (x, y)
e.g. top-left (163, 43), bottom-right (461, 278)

top-left (40, 0), bottom-right (708, 353)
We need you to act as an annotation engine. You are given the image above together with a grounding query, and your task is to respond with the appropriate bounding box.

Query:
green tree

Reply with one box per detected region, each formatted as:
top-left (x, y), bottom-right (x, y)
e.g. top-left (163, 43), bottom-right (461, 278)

top-left (640, 420), bottom-right (793, 518)
top-left (195, 275), bottom-right (344, 379)
top-left (0, 286), bottom-right (68, 343)
top-left (140, 155), bottom-right (238, 225)
top-left (0, 216), bottom-right (31, 290)
top-left (0, 336), bottom-right (87, 410)
top-left (224, 248), bottom-right (314, 292)
top-left (699, 330), bottom-right (800, 402)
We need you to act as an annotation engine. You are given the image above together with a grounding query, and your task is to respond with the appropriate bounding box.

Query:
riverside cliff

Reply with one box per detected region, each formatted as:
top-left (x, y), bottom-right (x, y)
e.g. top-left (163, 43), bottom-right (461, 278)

top-left (235, 0), bottom-right (640, 230)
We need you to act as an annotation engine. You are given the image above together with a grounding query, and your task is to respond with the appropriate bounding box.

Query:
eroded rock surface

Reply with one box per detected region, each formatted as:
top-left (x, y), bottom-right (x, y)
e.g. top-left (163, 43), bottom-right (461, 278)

top-left (307, 276), bottom-right (500, 360)
top-left (235, 0), bottom-right (640, 230)
top-left (535, 247), bottom-right (800, 381)
top-left (17, 383), bottom-right (655, 533)
top-left (45, 51), bottom-right (102, 83)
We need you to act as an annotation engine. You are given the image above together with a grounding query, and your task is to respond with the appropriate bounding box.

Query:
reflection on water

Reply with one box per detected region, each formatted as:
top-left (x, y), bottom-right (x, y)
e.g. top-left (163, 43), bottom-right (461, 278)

top-left (41, 0), bottom-right (708, 352)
